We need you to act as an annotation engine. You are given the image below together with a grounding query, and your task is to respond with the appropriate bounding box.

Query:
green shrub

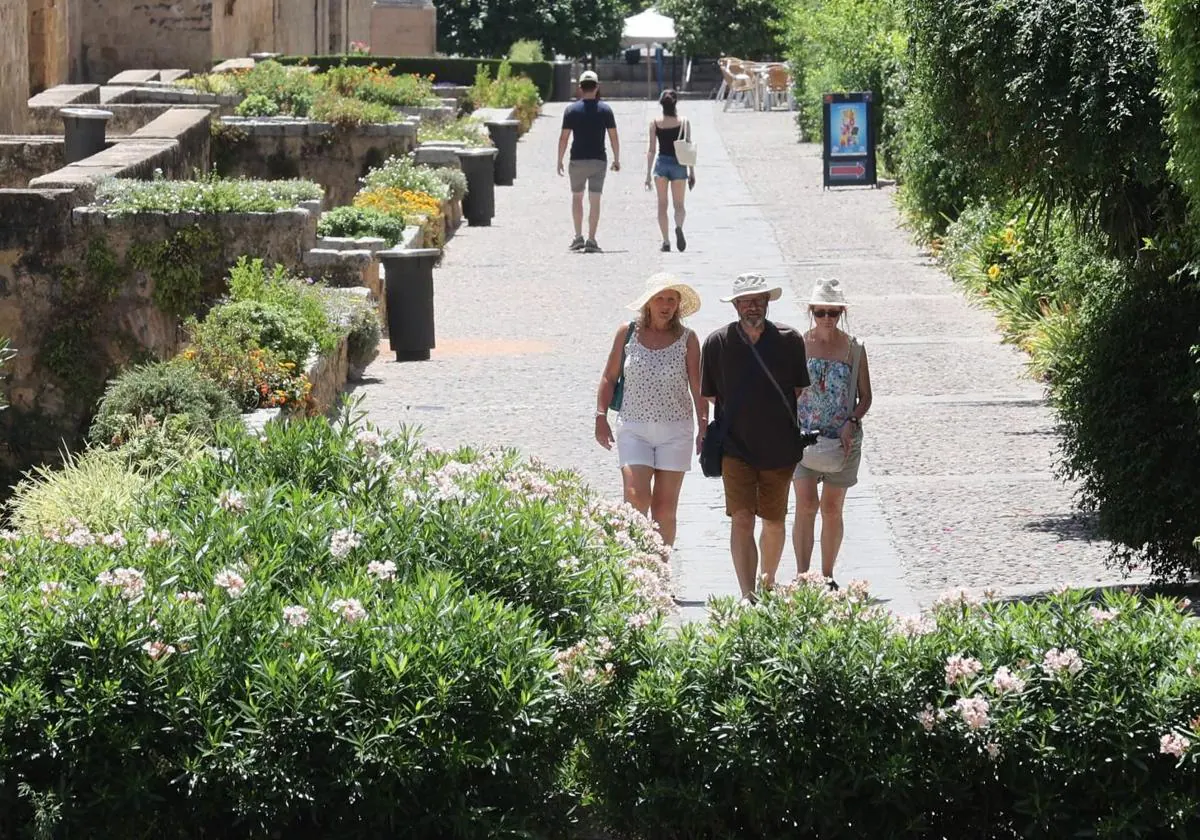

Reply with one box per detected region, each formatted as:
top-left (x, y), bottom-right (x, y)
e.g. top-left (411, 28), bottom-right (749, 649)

top-left (309, 91), bottom-right (399, 128)
top-left (5, 447), bottom-right (148, 536)
top-left (435, 166), bottom-right (469, 201)
top-left (277, 55), bottom-right (555, 100)
top-left (316, 205), bottom-right (406, 245)
top-left (228, 59), bottom-right (318, 116)
top-left (226, 257), bottom-right (339, 357)
top-left (507, 39), bottom-right (545, 62)
top-left (316, 293), bottom-right (382, 377)
top-left (92, 172), bottom-right (323, 215)
top-left (89, 361), bottom-right (240, 448)
top-left (468, 61), bottom-right (541, 133)
top-left (196, 300), bottom-right (317, 368)
top-left (322, 63), bottom-right (437, 107)
top-left (1051, 248), bottom-right (1200, 580)
top-left (901, 0), bottom-right (1175, 252)
top-left (234, 92), bottom-right (280, 117)
top-left (417, 116), bottom-right (493, 147)
top-left (576, 581), bottom-right (1200, 837)
top-left (1146, 0), bottom-right (1200, 228)
top-left (361, 154), bottom-right (452, 201)
top-left (0, 412), bottom-right (671, 837)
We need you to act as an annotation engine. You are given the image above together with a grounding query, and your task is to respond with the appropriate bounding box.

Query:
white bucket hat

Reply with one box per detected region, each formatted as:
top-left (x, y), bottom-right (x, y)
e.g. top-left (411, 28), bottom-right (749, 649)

top-left (809, 277), bottom-right (848, 307)
top-left (720, 272), bottom-right (783, 303)
top-left (626, 271), bottom-right (701, 318)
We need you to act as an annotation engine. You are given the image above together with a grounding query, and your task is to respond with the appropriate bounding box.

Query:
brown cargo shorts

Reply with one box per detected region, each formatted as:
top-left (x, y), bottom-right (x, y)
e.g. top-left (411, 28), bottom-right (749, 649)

top-left (721, 456), bottom-right (794, 521)
top-left (568, 159), bottom-right (608, 194)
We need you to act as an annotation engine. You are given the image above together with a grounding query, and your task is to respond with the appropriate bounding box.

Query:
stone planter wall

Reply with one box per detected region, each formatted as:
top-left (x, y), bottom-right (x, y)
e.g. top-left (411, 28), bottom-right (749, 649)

top-left (213, 116), bottom-right (419, 208)
top-left (0, 137), bottom-right (65, 188)
top-left (0, 198), bottom-right (316, 476)
top-left (243, 328), bottom-right (352, 435)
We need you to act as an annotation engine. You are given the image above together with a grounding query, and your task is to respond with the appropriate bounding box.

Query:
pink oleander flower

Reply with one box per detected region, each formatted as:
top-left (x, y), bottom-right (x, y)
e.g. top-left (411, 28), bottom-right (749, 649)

top-left (932, 588), bottom-right (982, 610)
top-left (95, 567), bottom-right (147, 601)
top-left (330, 598), bottom-right (367, 624)
top-left (282, 605), bottom-right (310, 627)
top-left (1089, 606), bottom-right (1119, 624)
top-left (100, 531), bottom-right (127, 549)
top-left (945, 654), bottom-right (984, 686)
top-left (895, 613), bottom-right (935, 637)
top-left (954, 696), bottom-right (991, 730)
top-left (985, 742), bottom-right (1001, 760)
top-left (329, 528), bottom-right (362, 559)
top-left (142, 640), bottom-right (176, 661)
top-left (145, 527), bottom-right (173, 548)
top-left (1042, 647), bottom-right (1084, 679)
top-left (627, 611), bottom-right (655, 629)
top-left (38, 580), bottom-right (68, 604)
top-left (213, 569), bottom-right (247, 598)
top-left (367, 560), bottom-right (396, 581)
top-left (991, 666), bottom-right (1026, 695)
top-left (354, 429), bottom-right (383, 453)
top-left (62, 525), bottom-right (95, 549)
top-left (918, 704), bottom-right (937, 733)
top-left (846, 579), bottom-right (870, 600)
top-left (1160, 733), bottom-right (1191, 759)
top-left (217, 489), bottom-right (246, 513)
top-left (176, 590), bottom-right (205, 605)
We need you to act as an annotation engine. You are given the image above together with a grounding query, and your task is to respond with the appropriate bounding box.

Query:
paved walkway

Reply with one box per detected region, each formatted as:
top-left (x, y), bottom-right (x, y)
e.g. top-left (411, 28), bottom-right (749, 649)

top-left (352, 100), bottom-right (1122, 618)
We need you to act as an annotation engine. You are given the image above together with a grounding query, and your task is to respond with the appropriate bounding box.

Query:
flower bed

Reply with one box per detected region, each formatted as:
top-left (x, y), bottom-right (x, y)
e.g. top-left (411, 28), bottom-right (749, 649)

top-left (92, 172), bottom-right (323, 215)
top-left (352, 156), bottom-right (459, 250)
top-left (417, 116), bottom-right (494, 147)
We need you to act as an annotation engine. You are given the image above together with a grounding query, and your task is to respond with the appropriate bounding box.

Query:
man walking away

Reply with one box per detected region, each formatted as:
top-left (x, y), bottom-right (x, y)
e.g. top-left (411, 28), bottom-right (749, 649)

top-left (701, 273), bottom-right (810, 601)
top-left (557, 70), bottom-right (620, 253)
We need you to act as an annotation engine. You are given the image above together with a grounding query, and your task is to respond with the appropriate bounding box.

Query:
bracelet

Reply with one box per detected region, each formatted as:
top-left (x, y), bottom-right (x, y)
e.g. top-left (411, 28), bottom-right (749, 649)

top-left (595, 410), bottom-right (607, 418)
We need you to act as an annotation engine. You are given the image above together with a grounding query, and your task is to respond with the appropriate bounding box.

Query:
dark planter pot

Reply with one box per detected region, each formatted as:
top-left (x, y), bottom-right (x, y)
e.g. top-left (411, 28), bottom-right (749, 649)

top-left (485, 119), bottom-right (519, 185)
top-left (456, 148), bottom-right (498, 226)
top-left (551, 61), bottom-right (573, 101)
top-left (625, 48), bottom-right (641, 65)
top-left (379, 247), bottom-right (442, 362)
top-left (60, 107), bottom-right (112, 165)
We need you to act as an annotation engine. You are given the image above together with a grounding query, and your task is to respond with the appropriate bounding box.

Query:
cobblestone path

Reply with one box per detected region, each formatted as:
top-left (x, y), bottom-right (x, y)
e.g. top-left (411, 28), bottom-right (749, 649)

top-left (352, 100), bottom-right (1124, 617)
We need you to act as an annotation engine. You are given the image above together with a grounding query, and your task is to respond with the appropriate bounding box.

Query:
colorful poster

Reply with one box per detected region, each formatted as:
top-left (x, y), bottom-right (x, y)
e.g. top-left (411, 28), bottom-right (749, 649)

top-left (829, 101), bottom-right (868, 157)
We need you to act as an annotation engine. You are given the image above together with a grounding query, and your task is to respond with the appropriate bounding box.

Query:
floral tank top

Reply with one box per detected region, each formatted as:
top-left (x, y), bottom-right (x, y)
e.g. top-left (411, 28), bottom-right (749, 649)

top-left (798, 357), bottom-right (853, 438)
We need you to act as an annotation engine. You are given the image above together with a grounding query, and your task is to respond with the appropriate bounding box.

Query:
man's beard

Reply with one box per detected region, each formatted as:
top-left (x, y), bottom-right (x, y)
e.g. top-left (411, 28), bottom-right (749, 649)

top-left (740, 313), bottom-right (765, 329)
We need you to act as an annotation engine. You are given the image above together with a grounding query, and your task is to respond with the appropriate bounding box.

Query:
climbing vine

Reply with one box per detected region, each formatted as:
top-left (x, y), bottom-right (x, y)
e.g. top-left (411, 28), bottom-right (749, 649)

top-left (129, 226), bottom-right (224, 318)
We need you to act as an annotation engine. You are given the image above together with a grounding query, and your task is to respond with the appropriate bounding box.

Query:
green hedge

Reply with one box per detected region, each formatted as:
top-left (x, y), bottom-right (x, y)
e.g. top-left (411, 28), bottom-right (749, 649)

top-left (276, 55), bottom-right (554, 100)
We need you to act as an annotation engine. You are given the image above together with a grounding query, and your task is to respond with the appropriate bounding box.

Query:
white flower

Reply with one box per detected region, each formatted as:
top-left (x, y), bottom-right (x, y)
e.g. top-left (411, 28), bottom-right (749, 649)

top-left (38, 580), bottom-right (68, 602)
top-left (62, 525), bottom-right (95, 548)
top-left (932, 588), bottom-right (983, 610)
top-left (354, 429), bottom-right (383, 453)
top-left (367, 560), bottom-right (396, 581)
top-left (144, 527), bottom-right (173, 548)
top-left (991, 666), bottom-right (1026, 695)
top-left (918, 703), bottom-right (937, 733)
top-left (329, 528), bottom-right (362, 559)
top-left (0, 530), bottom-right (17, 543)
top-left (1089, 606), bottom-right (1119, 624)
top-left (95, 567), bottom-right (147, 601)
top-left (213, 569), bottom-right (247, 598)
top-left (985, 742), bottom-right (1002, 760)
top-left (100, 531), bottom-right (128, 549)
top-left (627, 611), bottom-right (654, 629)
top-left (176, 590), bottom-right (205, 605)
top-left (954, 696), bottom-right (991, 730)
top-left (1160, 733), bottom-right (1191, 759)
top-left (846, 579), bottom-right (871, 600)
top-left (282, 605), bottom-right (310, 627)
top-left (944, 654), bottom-right (984, 686)
top-left (217, 489), bottom-right (246, 513)
top-left (142, 640), bottom-right (176, 661)
top-left (1041, 647), bottom-right (1084, 679)
top-left (330, 598), bottom-right (367, 624)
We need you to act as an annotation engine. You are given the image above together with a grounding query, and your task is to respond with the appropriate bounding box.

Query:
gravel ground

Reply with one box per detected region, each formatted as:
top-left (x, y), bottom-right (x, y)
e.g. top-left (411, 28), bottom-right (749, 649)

top-left (713, 108), bottom-right (1124, 603)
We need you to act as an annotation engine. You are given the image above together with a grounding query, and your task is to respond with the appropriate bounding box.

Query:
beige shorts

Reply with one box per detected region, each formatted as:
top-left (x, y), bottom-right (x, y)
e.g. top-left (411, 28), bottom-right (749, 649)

top-left (793, 433), bottom-right (862, 488)
top-left (569, 159), bottom-right (607, 193)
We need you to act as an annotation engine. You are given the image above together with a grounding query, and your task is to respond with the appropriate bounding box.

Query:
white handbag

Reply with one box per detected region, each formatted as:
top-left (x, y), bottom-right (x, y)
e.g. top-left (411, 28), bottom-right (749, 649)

top-left (799, 338), bottom-right (863, 474)
top-left (674, 118), bottom-right (698, 166)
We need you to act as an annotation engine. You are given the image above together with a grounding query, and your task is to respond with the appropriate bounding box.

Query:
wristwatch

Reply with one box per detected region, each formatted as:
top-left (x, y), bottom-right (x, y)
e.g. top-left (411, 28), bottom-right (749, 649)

top-left (847, 416), bottom-right (861, 427)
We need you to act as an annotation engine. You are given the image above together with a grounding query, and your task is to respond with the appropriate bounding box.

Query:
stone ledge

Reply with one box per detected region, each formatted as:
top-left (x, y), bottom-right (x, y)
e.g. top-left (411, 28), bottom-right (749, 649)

top-left (159, 70), bottom-right (192, 83)
top-left (212, 57), bottom-right (256, 74)
top-left (100, 86), bottom-right (139, 104)
top-left (108, 69), bottom-right (161, 85)
top-left (127, 108), bottom-right (212, 141)
top-left (28, 84), bottom-right (100, 109)
top-left (317, 236), bottom-right (389, 251)
top-left (471, 106), bottom-right (520, 123)
top-left (219, 116), bottom-right (418, 138)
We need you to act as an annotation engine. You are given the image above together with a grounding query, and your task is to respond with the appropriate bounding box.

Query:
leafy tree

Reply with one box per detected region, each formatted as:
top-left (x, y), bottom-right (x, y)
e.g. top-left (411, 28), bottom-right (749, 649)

top-left (437, 0), bottom-right (624, 60)
top-left (660, 0), bottom-right (787, 59)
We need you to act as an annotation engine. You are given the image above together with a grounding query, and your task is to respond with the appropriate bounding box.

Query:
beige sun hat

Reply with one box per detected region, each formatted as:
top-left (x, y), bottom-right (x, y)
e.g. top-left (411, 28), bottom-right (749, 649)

top-left (809, 277), bottom-right (849, 307)
top-left (626, 272), bottom-right (701, 318)
top-left (720, 272), bottom-right (783, 303)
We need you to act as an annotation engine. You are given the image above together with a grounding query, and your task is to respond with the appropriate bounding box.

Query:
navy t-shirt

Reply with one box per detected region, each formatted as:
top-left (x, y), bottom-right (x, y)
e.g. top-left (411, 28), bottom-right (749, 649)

top-left (562, 99), bottom-right (616, 161)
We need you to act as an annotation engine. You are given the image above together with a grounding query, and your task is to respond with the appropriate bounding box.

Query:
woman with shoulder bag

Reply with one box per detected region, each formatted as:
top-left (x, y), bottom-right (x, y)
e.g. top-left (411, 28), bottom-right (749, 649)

top-left (595, 273), bottom-right (705, 547)
top-left (644, 89), bottom-right (696, 253)
top-left (791, 278), bottom-right (872, 589)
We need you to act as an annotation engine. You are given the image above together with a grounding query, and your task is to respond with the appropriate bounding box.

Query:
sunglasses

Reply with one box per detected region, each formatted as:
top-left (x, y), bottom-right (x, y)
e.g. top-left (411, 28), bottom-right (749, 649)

top-left (811, 308), bottom-right (843, 319)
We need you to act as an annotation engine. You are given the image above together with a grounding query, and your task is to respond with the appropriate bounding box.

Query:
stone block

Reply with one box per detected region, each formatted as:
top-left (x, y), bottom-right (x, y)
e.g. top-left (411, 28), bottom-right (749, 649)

top-left (107, 70), bottom-right (161, 85)
top-left (100, 87), bottom-right (139, 104)
top-left (211, 58), bottom-right (256, 74)
top-left (28, 84), bottom-right (101, 109)
top-left (159, 70), bottom-right (192, 83)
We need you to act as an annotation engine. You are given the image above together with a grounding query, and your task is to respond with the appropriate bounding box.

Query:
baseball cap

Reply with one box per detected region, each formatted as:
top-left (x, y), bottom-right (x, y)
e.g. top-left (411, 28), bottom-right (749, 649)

top-left (579, 70), bottom-right (599, 84)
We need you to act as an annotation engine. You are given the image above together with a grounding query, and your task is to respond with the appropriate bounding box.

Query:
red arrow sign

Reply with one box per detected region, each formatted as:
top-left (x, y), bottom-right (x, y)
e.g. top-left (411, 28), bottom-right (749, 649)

top-left (830, 162), bottom-right (866, 177)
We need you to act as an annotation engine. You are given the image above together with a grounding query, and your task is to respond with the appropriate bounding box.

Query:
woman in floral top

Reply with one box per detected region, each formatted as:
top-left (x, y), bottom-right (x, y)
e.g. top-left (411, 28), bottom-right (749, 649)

top-left (792, 279), bottom-right (872, 589)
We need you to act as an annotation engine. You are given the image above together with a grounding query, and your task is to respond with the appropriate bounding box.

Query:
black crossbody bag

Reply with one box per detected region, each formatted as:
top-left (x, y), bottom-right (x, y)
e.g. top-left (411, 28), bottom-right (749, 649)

top-left (701, 329), bottom-right (817, 478)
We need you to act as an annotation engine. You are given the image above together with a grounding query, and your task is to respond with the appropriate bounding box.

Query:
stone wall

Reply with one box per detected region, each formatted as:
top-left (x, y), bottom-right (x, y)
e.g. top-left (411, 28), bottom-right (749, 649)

top-left (211, 0), bottom-right (275, 61)
top-left (0, 194), bottom-right (316, 474)
top-left (0, 0), bottom-right (31, 134)
top-left (0, 138), bottom-right (65, 189)
top-left (76, 0), bottom-right (214, 83)
top-left (28, 0), bottom-right (73, 95)
top-left (213, 116), bottom-right (418, 207)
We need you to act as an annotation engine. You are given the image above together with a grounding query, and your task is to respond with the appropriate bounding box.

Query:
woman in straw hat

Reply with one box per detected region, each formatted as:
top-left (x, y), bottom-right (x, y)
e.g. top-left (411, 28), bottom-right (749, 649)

top-left (792, 278), bottom-right (872, 589)
top-left (595, 272), bottom-right (705, 547)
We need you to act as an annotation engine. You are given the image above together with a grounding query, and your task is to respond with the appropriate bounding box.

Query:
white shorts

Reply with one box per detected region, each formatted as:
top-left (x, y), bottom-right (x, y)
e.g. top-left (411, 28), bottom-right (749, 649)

top-left (616, 419), bottom-right (693, 472)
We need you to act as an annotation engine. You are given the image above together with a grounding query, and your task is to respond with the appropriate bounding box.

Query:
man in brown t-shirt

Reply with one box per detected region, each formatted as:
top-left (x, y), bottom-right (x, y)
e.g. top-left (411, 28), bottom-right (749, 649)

top-left (700, 273), bottom-right (810, 599)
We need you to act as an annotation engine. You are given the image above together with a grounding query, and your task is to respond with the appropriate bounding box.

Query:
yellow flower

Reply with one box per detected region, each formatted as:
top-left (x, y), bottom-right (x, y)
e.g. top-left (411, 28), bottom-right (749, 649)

top-left (1002, 227), bottom-right (1016, 245)
top-left (987, 263), bottom-right (1002, 280)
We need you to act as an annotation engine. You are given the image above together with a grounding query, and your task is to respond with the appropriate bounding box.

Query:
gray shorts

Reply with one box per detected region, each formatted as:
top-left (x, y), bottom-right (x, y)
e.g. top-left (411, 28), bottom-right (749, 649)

top-left (793, 432), bottom-right (862, 488)
top-left (569, 159), bottom-right (607, 194)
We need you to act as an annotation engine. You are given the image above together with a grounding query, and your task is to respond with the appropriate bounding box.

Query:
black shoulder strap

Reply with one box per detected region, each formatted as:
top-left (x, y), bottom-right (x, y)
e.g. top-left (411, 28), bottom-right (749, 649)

top-left (742, 326), bottom-right (801, 430)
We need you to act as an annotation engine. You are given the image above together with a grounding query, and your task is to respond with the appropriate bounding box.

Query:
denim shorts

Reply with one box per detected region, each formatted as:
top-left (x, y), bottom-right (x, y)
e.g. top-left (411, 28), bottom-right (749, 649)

top-left (653, 155), bottom-right (689, 181)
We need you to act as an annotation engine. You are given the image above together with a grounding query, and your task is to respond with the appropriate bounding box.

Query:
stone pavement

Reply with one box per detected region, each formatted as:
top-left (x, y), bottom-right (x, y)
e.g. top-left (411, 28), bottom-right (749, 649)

top-left (352, 99), bottom-right (1126, 620)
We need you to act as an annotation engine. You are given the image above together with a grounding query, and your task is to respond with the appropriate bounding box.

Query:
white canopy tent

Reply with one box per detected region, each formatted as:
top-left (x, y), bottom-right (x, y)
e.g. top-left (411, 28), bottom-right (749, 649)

top-left (621, 8), bottom-right (677, 99)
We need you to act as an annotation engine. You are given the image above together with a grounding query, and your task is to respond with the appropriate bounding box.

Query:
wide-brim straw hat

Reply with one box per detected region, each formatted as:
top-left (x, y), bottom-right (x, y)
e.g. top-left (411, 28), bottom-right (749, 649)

top-left (626, 272), bottom-right (701, 318)
top-left (809, 277), bottom-right (849, 307)
top-left (720, 272), bottom-right (783, 303)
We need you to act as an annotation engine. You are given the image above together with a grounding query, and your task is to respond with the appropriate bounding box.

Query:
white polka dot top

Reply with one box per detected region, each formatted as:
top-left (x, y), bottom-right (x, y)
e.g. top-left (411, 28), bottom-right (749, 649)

top-left (619, 326), bottom-right (693, 424)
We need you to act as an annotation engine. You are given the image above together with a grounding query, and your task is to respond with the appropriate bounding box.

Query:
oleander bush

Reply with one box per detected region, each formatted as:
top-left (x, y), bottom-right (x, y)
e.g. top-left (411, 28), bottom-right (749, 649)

top-left (0, 410), bottom-right (673, 838)
top-left (88, 361), bottom-right (241, 449)
top-left (573, 581), bottom-right (1200, 838)
top-left (316, 205), bottom-right (406, 246)
top-left (92, 172), bottom-right (323, 215)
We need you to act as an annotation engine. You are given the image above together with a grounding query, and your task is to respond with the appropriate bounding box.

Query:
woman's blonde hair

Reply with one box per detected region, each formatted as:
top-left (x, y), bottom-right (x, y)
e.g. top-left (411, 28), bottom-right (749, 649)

top-left (638, 293), bottom-right (685, 336)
